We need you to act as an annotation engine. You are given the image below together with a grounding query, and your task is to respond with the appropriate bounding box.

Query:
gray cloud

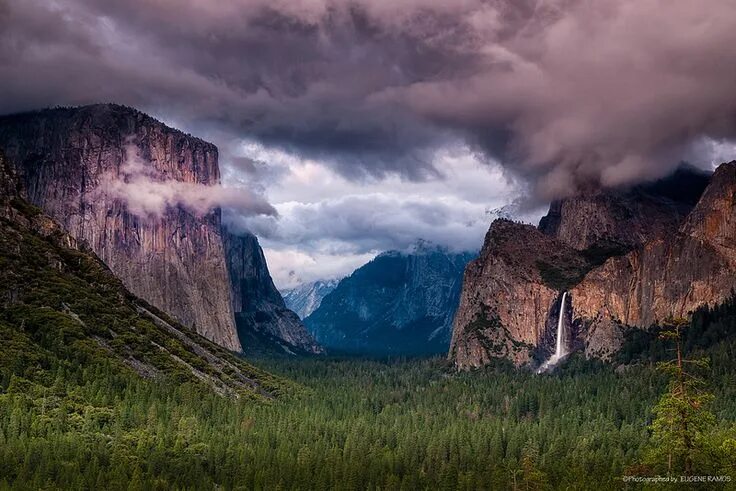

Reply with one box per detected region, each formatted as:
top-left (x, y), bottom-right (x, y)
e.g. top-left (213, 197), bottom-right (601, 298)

top-left (227, 193), bottom-right (522, 255)
top-left (91, 145), bottom-right (276, 218)
top-left (2, 0), bottom-right (736, 196)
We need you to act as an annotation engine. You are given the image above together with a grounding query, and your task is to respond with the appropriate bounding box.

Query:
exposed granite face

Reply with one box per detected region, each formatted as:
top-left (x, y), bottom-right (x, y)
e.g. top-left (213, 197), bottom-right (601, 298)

top-left (539, 192), bottom-right (684, 253)
top-left (0, 150), bottom-right (23, 219)
top-left (0, 164), bottom-right (282, 397)
top-left (449, 166), bottom-right (732, 370)
top-left (539, 169), bottom-right (709, 252)
top-left (0, 105), bottom-right (241, 351)
top-left (223, 228), bottom-right (322, 355)
top-left (0, 151), bottom-right (20, 202)
top-left (582, 317), bottom-right (625, 362)
top-left (449, 220), bottom-right (589, 368)
top-left (571, 163), bottom-right (736, 330)
top-left (681, 162), bottom-right (736, 262)
top-left (306, 245), bottom-right (474, 355)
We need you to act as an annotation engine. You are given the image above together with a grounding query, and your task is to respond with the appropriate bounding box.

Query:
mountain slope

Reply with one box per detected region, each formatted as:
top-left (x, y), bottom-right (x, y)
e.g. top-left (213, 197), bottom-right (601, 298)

top-left (0, 104), bottom-right (240, 350)
top-left (282, 280), bottom-right (339, 319)
top-left (0, 104), bottom-right (314, 354)
top-left (0, 151), bottom-right (284, 398)
top-left (306, 245), bottom-right (475, 355)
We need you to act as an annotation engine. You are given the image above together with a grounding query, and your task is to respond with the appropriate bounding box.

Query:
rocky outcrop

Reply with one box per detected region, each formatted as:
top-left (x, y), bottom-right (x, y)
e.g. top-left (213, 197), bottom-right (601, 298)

top-left (282, 280), bottom-right (339, 319)
top-left (450, 166), bottom-right (726, 369)
top-left (0, 156), bottom-right (283, 398)
top-left (0, 104), bottom-right (319, 355)
top-left (571, 162), bottom-right (736, 334)
top-left (223, 228), bottom-right (322, 355)
top-left (306, 244), bottom-right (475, 355)
top-left (0, 151), bottom-right (19, 199)
top-left (0, 150), bottom-right (23, 220)
top-left (449, 220), bottom-right (593, 368)
top-left (539, 168), bottom-right (709, 252)
top-left (0, 104), bottom-right (241, 351)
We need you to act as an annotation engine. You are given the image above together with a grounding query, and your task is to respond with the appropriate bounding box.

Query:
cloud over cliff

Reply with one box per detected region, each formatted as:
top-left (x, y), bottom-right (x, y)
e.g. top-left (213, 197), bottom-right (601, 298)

top-left (91, 146), bottom-right (276, 218)
top-left (3, 0), bottom-right (736, 197)
top-left (6, 0), bottom-right (736, 285)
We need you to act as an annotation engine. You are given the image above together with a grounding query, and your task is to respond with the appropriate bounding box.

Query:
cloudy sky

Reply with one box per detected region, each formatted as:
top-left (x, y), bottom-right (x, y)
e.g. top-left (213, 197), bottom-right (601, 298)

top-left (2, 0), bottom-right (736, 288)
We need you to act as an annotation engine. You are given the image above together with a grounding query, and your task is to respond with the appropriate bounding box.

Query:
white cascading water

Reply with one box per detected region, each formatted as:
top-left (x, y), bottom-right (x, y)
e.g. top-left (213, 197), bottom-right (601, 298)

top-left (537, 292), bottom-right (568, 373)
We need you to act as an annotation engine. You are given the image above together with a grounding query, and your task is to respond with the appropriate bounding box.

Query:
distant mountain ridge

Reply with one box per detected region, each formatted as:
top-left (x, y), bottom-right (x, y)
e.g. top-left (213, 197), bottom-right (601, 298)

top-left (282, 279), bottom-right (340, 319)
top-left (305, 243), bottom-right (475, 355)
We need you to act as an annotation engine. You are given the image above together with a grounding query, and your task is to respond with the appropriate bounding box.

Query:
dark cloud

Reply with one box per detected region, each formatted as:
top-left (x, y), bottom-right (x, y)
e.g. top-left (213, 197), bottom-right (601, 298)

top-left (2, 0), bottom-right (736, 195)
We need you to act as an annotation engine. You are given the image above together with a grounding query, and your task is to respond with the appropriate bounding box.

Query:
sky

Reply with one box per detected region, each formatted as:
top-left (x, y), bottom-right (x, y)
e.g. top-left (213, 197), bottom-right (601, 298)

top-left (2, 0), bottom-right (736, 288)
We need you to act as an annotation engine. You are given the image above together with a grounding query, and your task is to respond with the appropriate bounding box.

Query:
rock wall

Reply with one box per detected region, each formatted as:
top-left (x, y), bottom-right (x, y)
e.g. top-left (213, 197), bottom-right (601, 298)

top-left (0, 105), bottom-right (241, 350)
top-left (449, 220), bottom-right (588, 368)
top-left (571, 163), bottom-right (736, 331)
top-left (223, 228), bottom-right (322, 354)
top-left (449, 166), bottom-right (729, 369)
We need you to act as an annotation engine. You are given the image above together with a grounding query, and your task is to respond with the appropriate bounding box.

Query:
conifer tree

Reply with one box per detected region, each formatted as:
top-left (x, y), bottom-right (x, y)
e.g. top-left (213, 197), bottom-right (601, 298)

top-left (647, 318), bottom-right (715, 475)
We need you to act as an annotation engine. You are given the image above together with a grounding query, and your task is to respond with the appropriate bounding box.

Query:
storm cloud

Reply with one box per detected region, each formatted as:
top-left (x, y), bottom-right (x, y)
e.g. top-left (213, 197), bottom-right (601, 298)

top-left (220, 146), bottom-right (544, 287)
top-left (3, 0), bottom-right (736, 196)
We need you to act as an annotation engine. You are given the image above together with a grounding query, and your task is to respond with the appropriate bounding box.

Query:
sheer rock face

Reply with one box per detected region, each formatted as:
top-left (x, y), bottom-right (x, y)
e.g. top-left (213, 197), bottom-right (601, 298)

top-left (0, 105), bottom-right (240, 351)
top-left (450, 166), bottom-right (729, 369)
top-left (449, 220), bottom-right (588, 368)
top-left (0, 151), bottom-right (20, 201)
top-left (571, 163), bottom-right (736, 339)
top-left (306, 246), bottom-right (474, 355)
top-left (539, 191), bottom-right (689, 253)
top-left (539, 168), bottom-right (709, 252)
top-left (223, 228), bottom-right (322, 355)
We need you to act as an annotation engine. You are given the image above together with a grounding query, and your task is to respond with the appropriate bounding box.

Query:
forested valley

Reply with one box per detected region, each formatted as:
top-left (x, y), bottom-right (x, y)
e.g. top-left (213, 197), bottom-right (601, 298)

top-left (2, 298), bottom-right (736, 490)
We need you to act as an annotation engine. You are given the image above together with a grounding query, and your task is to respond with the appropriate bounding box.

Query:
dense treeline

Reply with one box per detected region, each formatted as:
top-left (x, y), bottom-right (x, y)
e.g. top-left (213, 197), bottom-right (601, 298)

top-left (1, 351), bottom-right (735, 489)
top-left (2, 299), bottom-right (736, 489)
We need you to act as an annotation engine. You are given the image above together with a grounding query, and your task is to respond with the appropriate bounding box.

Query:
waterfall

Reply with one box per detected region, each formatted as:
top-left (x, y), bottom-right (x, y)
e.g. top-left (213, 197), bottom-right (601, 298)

top-left (538, 292), bottom-right (568, 373)
top-left (554, 292), bottom-right (568, 359)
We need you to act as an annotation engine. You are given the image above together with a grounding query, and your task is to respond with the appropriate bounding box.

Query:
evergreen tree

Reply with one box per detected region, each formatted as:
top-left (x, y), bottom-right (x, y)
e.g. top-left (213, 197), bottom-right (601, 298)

top-left (646, 318), bottom-right (715, 475)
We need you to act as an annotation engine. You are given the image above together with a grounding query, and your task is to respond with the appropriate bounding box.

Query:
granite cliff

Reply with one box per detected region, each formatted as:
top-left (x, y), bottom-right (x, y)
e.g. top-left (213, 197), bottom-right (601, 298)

top-left (0, 150), bottom-right (283, 397)
top-left (0, 104), bottom-right (316, 354)
top-left (572, 163), bottom-right (736, 359)
top-left (223, 229), bottom-right (322, 355)
top-left (449, 166), bottom-right (728, 369)
top-left (449, 220), bottom-right (594, 367)
top-left (538, 168), bottom-right (708, 252)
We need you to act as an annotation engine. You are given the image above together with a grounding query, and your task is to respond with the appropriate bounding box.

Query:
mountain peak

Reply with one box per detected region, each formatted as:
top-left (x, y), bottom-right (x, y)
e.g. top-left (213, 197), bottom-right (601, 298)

top-left (305, 248), bottom-right (475, 355)
top-left (408, 238), bottom-right (439, 254)
top-left (282, 279), bottom-right (340, 319)
top-left (681, 161), bottom-right (736, 249)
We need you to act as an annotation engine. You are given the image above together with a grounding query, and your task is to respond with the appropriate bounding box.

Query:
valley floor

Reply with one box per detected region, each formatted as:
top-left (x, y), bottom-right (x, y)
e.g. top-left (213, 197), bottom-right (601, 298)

top-left (2, 351), bottom-right (735, 490)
